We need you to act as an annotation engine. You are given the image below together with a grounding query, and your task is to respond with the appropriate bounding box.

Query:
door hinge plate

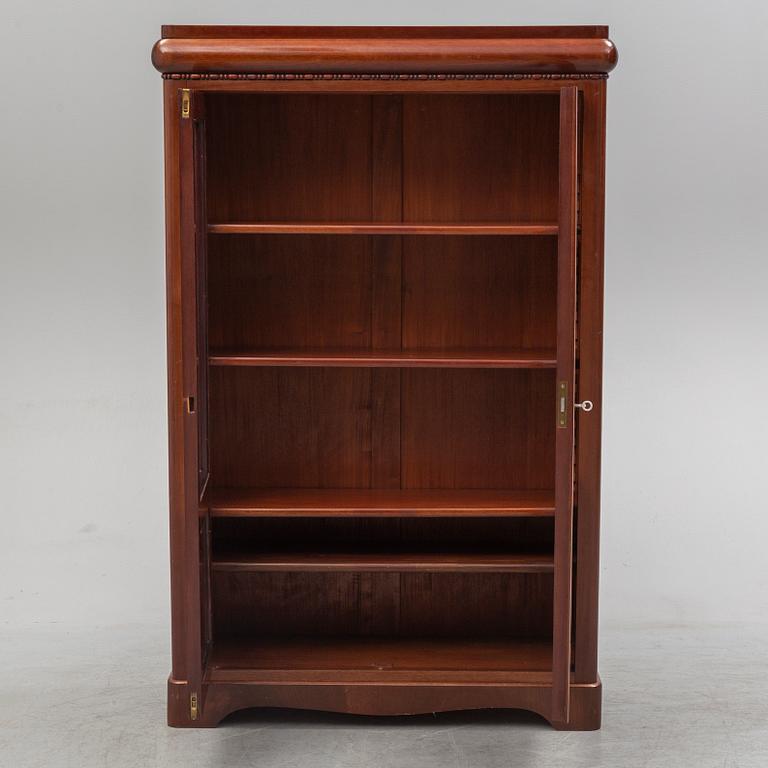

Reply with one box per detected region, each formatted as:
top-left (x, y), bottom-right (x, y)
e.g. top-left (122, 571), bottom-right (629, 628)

top-left (558, 381), bottom-right (568, 428)
top-left (190, 692), bottom-right (198, 720)
top-left (181, 89), bottom-right (191, 119)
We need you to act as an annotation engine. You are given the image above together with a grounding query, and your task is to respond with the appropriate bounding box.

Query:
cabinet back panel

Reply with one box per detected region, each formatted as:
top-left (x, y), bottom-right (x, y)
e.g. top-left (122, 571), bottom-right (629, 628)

top-left (402, 236), bottom-right (556, 350)
top-left (208, 234), bottom-right (373, 350)
top-left (208, 235), bottom-right (555, 353)
top-left (206, 94), bottom-right (373, 222)
top-left (210, 368), bottom-right (554, 490)
top-left (402, 369), bottom-right (555, 489)
top-left (204, 93), bottom-right (558, 224)
top-left (209, 367), bottom-right (374, 488)
top-left (402, 94), bottom-right (559, 222)
top-left (212, 572), bottom-right (553, 639)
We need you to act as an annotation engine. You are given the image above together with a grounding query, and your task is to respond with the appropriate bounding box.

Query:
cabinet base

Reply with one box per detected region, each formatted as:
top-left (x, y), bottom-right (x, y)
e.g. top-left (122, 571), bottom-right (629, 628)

top-left (168, 677), bottom-right (601, 730)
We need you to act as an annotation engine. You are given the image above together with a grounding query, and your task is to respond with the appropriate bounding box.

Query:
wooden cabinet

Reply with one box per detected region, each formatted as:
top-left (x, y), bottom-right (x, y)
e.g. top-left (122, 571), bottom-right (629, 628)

top-left (152, 25), bottom-right (617, 730)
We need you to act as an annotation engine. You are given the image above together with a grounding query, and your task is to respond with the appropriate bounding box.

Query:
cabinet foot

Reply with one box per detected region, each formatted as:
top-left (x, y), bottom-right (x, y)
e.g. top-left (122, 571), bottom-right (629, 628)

top-left (550, 680), bottom-right (602, 731)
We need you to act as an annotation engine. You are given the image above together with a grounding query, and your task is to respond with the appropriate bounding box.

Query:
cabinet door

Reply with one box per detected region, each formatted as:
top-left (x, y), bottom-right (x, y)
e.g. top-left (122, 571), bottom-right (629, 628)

top-left (179, 91), bottom-right (209, 499)
top-left (552, 85), bottom-right (579, 724)
top-left (168, 86), bottom-right (211, 712)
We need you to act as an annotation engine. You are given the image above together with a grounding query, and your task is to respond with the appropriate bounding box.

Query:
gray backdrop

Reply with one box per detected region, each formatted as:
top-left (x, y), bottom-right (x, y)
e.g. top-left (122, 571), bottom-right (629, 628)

top-left (2, 1), bottom-right (767, 633)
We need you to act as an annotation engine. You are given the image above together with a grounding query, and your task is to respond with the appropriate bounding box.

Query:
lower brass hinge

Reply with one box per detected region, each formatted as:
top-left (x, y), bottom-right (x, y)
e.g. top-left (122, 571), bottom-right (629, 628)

top-left (181, 89), bottom-right (191, 119)
top-left (190, 692), bottom-right (198, 721)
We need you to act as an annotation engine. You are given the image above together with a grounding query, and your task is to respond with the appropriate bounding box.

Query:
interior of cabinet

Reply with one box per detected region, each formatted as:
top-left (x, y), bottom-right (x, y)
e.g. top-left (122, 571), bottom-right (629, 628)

top-left (207, 234), bottom-right (557, 355)
top-left (200, 92), bottom-right (562, 678)
top-left (205, 93), bottom-right (559, 224)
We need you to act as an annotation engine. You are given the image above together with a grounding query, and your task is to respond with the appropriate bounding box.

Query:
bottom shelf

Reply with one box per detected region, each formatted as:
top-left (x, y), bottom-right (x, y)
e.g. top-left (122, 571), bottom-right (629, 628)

top-left (207, 637), bottom-right (553, 684)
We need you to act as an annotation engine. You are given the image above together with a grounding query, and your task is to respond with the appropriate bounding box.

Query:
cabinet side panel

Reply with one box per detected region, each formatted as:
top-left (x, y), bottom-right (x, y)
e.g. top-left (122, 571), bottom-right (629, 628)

top-left (573, 80), bottom-right (606, 684)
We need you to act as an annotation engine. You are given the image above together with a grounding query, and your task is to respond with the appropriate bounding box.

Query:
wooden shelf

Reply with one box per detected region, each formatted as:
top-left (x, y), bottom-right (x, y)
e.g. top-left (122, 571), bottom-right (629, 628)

top-left (207, 222), bottom-right (558, 236)
top-left (205, 488), bottom-right (556, 518)
top-left (211, 550), bottom-right (554, 573)
top-left (209, 348), bottom-right (557, 369)
top-left (206, 637), bottom-right (553, 684)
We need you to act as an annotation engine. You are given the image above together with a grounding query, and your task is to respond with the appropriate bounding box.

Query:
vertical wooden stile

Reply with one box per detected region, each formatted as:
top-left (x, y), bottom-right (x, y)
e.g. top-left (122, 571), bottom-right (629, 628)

top-left (192, 97), bottom-right (213, 665)
top-left (176, 86), bottom-right (206, 718)
top-left (573, 80), bottom-right (607, 684)
top-left (193, 104), bottom-right (210, 499)
top-left (552, 85), bottom-right (579, 724)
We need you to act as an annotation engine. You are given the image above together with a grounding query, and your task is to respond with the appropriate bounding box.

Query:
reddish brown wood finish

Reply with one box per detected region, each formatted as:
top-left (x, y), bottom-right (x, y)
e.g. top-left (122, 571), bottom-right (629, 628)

top-left (152, 30), bottom-right (617, 75)
top-left (205, 488), bottom-right (556, 517)
top-left (180, 678), bottom-right (601, 728)
top-left (211, 551), bottom-right (555, 573)
top-left (186, 679), bottom-right (601, 729)
top-left (402, 94), bottom-right (559, 222)
top-left (157, 25), bottom-right (613, 732)
top-left (207, 234), bottom-right (557, 355)
top-left (164, 81), bottom-right (205, 712)
top-left (207, 349), bottom-right (557, 368)
top-left (573, 80), bottom-right (607, 686)
top-left (160, 25), bottom-right (610, 40)
top-left (208, 638), bottom-right (553, 681)
top-left (551, 85), bottom-right (579, 723)
top-left (208, 222), bottom-right (558, 235)
top-left (212, 572), bottom-right (553, 638)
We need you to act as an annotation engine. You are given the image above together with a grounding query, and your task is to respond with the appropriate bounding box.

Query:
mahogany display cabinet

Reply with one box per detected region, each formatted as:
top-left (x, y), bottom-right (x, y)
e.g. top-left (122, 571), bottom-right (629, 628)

top-left (152, 25), bottom-right (618, 729)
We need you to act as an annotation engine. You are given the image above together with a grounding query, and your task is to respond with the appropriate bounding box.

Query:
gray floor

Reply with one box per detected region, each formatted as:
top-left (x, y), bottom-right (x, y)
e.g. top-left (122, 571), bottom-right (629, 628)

top-left (1, 624), bottom-right (766, 767)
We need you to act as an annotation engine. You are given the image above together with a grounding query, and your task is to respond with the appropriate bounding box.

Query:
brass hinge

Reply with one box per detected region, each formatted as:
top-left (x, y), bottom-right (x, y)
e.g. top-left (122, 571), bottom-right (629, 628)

top-left (558, 381), bottom-right (568, 428)
top-left (181, 89), bottom-right (191, 119)
top-left (190, 692), bottom-right (198, 721)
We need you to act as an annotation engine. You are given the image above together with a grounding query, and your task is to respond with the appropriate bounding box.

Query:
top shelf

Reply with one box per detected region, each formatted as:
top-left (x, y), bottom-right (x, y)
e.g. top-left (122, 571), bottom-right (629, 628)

top-left (207, 222), bottom-right (559, 236)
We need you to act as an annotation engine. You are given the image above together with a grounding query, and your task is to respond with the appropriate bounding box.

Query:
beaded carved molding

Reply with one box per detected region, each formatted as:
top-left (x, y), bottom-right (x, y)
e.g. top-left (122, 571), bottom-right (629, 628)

top-left (162, 72), bottom-right (608, 81)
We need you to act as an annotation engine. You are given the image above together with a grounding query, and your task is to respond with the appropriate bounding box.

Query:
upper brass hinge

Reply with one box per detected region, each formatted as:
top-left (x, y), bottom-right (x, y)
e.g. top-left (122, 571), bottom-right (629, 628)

top-left (190, 692), bottom-right (198, 720)
top-left (181, 89), bottom-right (191, 119)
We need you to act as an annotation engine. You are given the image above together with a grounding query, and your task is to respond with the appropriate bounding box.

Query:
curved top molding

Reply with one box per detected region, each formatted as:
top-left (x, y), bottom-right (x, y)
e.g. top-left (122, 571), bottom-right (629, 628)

top-left (152, 26), bottom-right (618, 76)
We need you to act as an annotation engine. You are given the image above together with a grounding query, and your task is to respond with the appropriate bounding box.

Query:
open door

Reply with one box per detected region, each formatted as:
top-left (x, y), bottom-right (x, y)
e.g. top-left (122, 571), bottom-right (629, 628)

top-left (552, 85), bottom-right (579, 724)
top-left (176, 86), bottom-right (211, 720)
